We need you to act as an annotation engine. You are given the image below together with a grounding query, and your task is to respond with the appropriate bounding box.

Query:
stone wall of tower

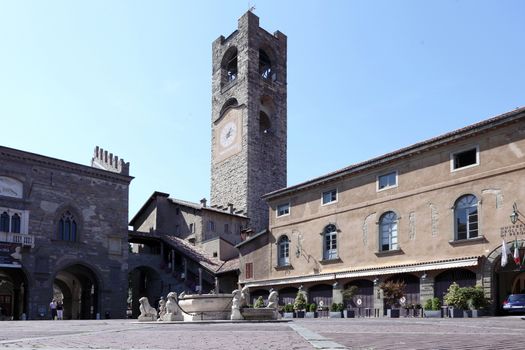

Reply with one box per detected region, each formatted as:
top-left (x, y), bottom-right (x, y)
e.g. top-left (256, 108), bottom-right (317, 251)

top-left (210, 12), bottom-right (287, 232)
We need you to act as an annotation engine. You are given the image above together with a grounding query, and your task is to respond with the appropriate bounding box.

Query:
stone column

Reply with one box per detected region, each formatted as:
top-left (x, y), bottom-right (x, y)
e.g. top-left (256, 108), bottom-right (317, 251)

top-left (215, 277), bottom-right (219, 294)
top-left (171, 249), bottom-right (175, 273)
top-left (198, 268), bottom-right (203, 295)
top-left (332, 281), bottom-right (342, 305)
top-left (373, 278), bottom-right (383, 317)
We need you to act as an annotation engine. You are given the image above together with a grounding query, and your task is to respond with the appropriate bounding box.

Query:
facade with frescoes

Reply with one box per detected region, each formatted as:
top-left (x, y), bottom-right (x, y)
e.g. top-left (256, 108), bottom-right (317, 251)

top-left (238, 106), bottom-right (525, 315)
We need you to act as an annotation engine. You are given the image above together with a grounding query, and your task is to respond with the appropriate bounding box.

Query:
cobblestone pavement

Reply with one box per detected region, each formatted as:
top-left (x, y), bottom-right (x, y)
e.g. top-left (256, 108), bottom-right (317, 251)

top-left (0, 317), bottom-right (524, 350)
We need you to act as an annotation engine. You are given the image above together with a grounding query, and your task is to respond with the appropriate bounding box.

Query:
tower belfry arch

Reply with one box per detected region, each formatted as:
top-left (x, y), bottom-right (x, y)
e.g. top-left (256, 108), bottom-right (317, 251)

top-left (210, 11), bottom-right (287, 233)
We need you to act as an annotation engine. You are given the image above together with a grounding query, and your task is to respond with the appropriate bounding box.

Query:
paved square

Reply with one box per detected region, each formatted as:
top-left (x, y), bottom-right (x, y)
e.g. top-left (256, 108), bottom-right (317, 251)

top-left (0, 317), bottom-right (524, 349)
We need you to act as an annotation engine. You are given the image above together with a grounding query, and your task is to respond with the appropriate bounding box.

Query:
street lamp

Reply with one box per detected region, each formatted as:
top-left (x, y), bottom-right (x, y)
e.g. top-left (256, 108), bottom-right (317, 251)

top-left (510, 203), bottom-right (519, 225)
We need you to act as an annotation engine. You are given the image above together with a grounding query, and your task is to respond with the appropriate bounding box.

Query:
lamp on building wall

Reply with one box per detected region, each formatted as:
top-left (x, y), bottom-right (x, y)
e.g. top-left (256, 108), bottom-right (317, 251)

top-left (421, 272), bottom-right (427, 281)
top-left (373, 277), bottom-right (379, 286)
top-left (295, 233), bottom-right (303, 258)
top-left (510, 202), bottom-right (519, 225)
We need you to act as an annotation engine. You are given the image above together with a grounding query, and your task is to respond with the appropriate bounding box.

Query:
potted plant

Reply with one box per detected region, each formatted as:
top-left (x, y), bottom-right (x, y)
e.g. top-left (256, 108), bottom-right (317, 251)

top-left (380, 280), bottom-right (406, 318)
top-left (444, 282), bottom-right (467, 318)
top-left (283, 303), bottom-right (294, 318)
top-left (423, 297), bottom-right (441, 318)
top-left (342, 285), bottom-right (358, 318)
top-left (465, 286), bottom-right (489, 317)
top-left (254, 296), bottom-right (265, 308)
top-left (294, 291), bottom-right (307, 318)
top-left (305, 303), bottom-right (317, 318)
top-left (329, 302), bottom-right (341, 318)
top-left (414, 303), bottom-right (422, 317)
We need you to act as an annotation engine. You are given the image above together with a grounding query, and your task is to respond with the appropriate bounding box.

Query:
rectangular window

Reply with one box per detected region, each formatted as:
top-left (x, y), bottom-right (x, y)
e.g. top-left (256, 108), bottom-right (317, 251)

top-left (224, 223), bottom-right (229, 234)
top-left (451, 146), bottom-right (479, 171)
top-left (245, 262), bottom-right (253, 279)
top-left (208, 221), bottom-right (215, 232)
top-left (377, 171), bottom-right (397, 190)
top-left (324, 232), bottom-right (338, 260)
top-left (277, 203), bottom-right (290, 217)
top-left (322, 189), bottom-right (337, 205)
top-left (189, 223), bottom-right (194, 233)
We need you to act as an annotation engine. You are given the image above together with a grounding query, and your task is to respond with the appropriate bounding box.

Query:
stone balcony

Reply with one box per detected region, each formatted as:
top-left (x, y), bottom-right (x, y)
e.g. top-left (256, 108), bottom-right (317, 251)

top-left (0, 231), bottom-right (35, 247)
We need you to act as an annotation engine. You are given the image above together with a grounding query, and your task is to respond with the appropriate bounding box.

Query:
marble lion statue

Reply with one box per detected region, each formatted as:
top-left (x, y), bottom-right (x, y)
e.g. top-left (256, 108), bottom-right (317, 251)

top-left (230, 289), bottom-right (243, 320)
top-left (138, 296), bottom-right (157, 322)
top-left (161, 292), bottom-right (183, 321)
top-left (267, 290), bottom-right (278, 309)
top-left (157, 296), bottom-right (166, 321)
top-left (240, 285), bottom-right (250, 308)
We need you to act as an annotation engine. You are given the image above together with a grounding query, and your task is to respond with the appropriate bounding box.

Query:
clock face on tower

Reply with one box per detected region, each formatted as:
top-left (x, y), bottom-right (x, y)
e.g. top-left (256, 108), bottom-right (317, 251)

top-left (214, 107), bottom-right (243, 164)
top-left (220, 121), bottom-right (237, 148)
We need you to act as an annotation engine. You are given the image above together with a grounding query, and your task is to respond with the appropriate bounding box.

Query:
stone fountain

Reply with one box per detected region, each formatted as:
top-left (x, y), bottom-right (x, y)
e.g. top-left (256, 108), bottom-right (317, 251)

top-left (137, 286), bottom-right (279, 322)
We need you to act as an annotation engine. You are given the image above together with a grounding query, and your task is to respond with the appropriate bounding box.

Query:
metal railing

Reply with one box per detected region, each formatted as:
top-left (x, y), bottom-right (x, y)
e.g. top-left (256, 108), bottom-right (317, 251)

top-left (0, 232), bottom-right (34, 247)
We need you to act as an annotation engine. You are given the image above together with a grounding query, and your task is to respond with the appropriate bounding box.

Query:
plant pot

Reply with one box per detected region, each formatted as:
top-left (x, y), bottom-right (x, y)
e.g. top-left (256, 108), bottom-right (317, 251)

top-left (295, 311), bottom-right (305, 318)
top-left (345, 310), bottom-right (355, 318)
top-left (449, 308), bottom-right (464, 318)
top-left (283, 312), bottom-right (294, 319)
top-left (329, 311), bottom-right (342, 318)
top-left (387, 309), bottom-right (400, 318)
top-left (423, 310), bottom-right (442, 318)
top-left (305, 312), bottom-right (316, 318)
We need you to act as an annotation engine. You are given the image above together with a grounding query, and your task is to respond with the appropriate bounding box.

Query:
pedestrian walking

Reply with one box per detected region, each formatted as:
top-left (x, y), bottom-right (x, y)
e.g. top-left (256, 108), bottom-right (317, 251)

top-left (56, 300), bottom-right (64, 320)
top-left (49, 299), bottom-right (57, 320)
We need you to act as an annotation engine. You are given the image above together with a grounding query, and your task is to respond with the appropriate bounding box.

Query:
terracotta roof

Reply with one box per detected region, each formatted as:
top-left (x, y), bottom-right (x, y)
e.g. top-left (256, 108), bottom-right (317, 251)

top-left (168, 197), bottom-right (248, 218)
top-left (264, 106), bottom-right (525, 200)
top-left (128, 231), bottom-right (239, 274)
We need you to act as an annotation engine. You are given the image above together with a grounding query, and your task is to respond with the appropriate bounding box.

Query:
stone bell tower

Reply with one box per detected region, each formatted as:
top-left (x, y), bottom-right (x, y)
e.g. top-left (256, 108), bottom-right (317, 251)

top-left (210, 11), bottom-right (287, 233)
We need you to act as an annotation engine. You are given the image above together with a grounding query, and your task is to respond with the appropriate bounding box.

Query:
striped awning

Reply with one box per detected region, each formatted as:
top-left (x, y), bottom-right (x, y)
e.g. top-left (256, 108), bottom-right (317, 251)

top-left (243, 256), bottom-right (480, 288)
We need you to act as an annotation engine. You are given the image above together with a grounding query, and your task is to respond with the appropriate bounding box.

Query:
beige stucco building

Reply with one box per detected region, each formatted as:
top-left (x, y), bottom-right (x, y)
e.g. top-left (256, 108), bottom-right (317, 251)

top-left (238, 106), bottom-right (525, 315)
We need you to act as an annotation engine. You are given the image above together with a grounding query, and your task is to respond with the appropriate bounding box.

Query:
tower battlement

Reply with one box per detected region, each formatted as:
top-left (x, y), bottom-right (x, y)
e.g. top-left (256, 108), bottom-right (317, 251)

top-left (91, 146), bottom-right (130, 175)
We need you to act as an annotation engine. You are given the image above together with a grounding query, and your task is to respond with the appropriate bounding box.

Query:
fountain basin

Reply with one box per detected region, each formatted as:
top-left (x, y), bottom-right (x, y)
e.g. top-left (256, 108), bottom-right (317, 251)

top-left (178, 293), bottom-right (233, 321)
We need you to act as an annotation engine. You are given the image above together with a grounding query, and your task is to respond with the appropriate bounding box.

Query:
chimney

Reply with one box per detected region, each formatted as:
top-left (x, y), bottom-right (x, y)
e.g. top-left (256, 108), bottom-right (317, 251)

top-left (200, 198), bottom-right (207, 208)
top-left (227, 203), bottom-right (234, 214)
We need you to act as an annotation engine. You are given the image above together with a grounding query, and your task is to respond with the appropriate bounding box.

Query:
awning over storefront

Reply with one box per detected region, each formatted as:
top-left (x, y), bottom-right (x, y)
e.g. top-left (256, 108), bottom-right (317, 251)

top-left (243, 256), bottom-right (480, 288)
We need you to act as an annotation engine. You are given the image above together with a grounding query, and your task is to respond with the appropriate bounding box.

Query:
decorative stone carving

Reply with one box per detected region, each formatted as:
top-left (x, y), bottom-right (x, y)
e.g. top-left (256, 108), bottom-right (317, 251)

top-left (161, 292), bottom-right (183, 321)
top-left (267, 290), bottom-right (278, 309)
top-left (138, 296), bottom-right (157, 322)
top-left (362, 213), bottom-right (376, 246)
top-left (240, 285), bottom-right (249, 308)
top-left (157, 296), bottom-right (166, 321)
top-left (409, 212), bottom-right (416, 240)
top-left (0, 176), bottom-right (23, 198)
top-left (230, 289), bottom-right (243, 320)
top-left (482, 189), bottom-right (503, 208)
top-left (429, 203), bottom-right (438, 237)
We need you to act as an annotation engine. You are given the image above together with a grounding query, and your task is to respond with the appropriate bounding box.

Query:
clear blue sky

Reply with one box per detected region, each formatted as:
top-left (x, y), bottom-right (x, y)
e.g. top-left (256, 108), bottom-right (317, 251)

top-left (1, 1), bottom-right (524, 219)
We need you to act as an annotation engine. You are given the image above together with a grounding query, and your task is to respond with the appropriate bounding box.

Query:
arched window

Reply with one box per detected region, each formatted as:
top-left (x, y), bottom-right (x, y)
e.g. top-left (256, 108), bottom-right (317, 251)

top-left (259, 49), bottom-right (272, 80)
top-left (259, 111), bottom-right (271, 134)
top-left (380, 211), bottom-right (398, 251)
top-left (58, 211), bottom-right (77, 242)
top-left (0, 211), bottom-right (9, 232)
top-left (11, 213), bottom-right (20, 233)
top-left (323, 224), bottom-right (338, 260)
top-left (222, 47), bottom-right (238, 83)
top-left (454, 195), bottom-right (478, 240)
top-left (277, 235), bottom-right (290, 266)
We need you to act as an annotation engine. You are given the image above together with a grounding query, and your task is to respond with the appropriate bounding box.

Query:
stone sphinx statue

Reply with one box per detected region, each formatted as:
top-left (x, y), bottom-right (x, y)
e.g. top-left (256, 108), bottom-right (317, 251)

top-left (230, 289), bottom-right (243, 320)
top-left (160, 292), bottom-right (183, 321)
top-left (138, 296), bottom-right (157, 322)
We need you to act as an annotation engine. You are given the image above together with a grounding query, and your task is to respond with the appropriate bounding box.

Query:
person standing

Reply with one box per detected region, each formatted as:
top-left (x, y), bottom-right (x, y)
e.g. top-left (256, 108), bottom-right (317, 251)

top-left (56, 300), bottom-right (64, 320)
top-left (49, 299), bottom-right (57, 320)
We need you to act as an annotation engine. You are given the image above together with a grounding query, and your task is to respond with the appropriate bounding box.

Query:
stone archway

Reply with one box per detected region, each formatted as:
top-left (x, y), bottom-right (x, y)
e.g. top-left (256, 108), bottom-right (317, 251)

top-left (484, 239), bottom-right (525, 314)
top-left (128, 266), bottom-right (162, 318)
top-left (54, 264), bottom-right (99, 319)
top-left (0, 267), bottom-right (28, 320)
